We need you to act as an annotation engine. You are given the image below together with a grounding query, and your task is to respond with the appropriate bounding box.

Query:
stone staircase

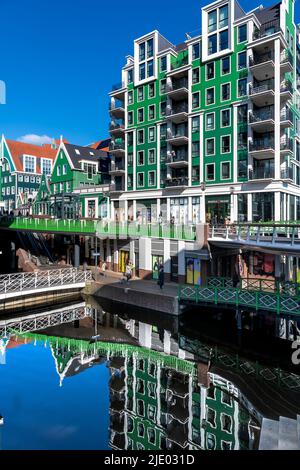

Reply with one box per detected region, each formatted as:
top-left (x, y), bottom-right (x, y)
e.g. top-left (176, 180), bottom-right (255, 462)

top-left (259, 415), bottom-right (300, 450)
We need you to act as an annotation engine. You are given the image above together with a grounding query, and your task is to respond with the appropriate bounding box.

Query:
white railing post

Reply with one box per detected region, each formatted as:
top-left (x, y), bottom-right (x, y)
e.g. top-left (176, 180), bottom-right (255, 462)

top-left (35, 272), bottom-right (37, 288)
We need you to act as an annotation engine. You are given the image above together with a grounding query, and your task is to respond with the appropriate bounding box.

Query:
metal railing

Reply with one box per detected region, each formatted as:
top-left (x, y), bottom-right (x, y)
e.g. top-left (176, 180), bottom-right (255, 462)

top-left (249, 79), bottom-right (274, 95)
top-left (165, 176), bottom-right (189, 187)
top-left (111, 82), bottom-right (125, 92)
top-left (0, 268), bottom-right (92, 297)
top-left (170, 53), bottom-right (189, 71)
top-left (109, 100), bottom-right (125, 111)
top-left (280, 138), bottom-right (293, 152)
top-left (280, 50), bottom-right (293, 66)
top-left (249, 107), bottom-right (274, 123)
top-left (249, 51), bottom-right (274, 67)
top-left (178, 283), bottom-right (300, 316)
top-left (168, 79), bottom-right (188, 92)
top-left (109, 121), bottom-right (125, 132)
top-left (249, 138), bottom-right (275, 152)
top-left (280, 167), bottom-right (293, 180)
top-left (252, 20), bottom-right (281, 40)
top-left (248, 167), bottom-right (274, 180)
top-left (109, 142), bottom-right (125, 151)
top-left (280, 80), bottom-right (293, 94)
top-left (167, 104), bottom-right (188, 116)
top-left (280, 108), bottom-right (293, 122)
top-left (0, 303), bottom-right (92, 338)
top-left (206, 276), bottom-right (300, 296)
top-left (166, 153), bottom-right (188, 163)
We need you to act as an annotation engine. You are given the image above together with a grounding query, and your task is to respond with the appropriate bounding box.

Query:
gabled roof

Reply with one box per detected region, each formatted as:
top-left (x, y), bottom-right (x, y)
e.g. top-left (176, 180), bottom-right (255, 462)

top-left (88, 138), bottom-right (111, 152)
top-left (5, 139), bottom-right (57, 173)
top-left (64, 143), bottom-right (109, 170)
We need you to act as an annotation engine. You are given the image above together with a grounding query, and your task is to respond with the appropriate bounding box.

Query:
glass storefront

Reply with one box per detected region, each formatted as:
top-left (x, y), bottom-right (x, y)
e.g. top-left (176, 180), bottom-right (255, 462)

top-left (170, 197), bottom-right (188, 224)
top-left (238, 194), bottom-right (247, 222)
top-left (186, 258), bottom-right (201, 285)
top-left (205, 196), bottom-right (230, 225)
top-left (252, 193), bottom-right (274, 222)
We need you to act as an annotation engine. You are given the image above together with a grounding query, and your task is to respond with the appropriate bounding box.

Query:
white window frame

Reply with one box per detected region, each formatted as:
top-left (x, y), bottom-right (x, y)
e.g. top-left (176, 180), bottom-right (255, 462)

top-left (206, 112), bottom-right (215, 131)
top-left (137, 86), bottom-right (144, 102)
top-left (137, 107), bottom-right (144, 123)
top-left (237, 23), bottom-right (248, 44)
top-left (206, 137), bottom-right (215, 156)
top-left (237, 51), bottom-right (247, 71)
top-left (221, 55), bottom-right (231, 75)
top-left (128, 111), bottom-right (134, 126)
top-left (137, 172), bottom-right (144, 188)
top-left (221, 82), bottom-right (231, 102)
top-left (221, 108), bottom-right (231, 127)
top-left (137, 150), bottom-right (144, 166)
top-left (148, 104), bottom-right (156, 121)
top-left (192, 67), bottom-right (200, 84)
top-left (23, 154), bottom-right (36, 173)
top-left (148, 82), bottom-right (156, 99)
top-left (206, 61), bottom-right (215, 80)
top-left (205, 162), bottom-right (215, 181)
top-left (237, 78), bottom-right (248, 98)
top-left (148, 170), bottom-right (156, 186)
top-left (128, 90), bottom-right (134, 105)
top-left (221, 160), bottom-right (231, 180)
top-left (137, 129), bottom-right (144, 145)
top-left (192, 91), bottom-right (200, 109)
top-left (148, 148), bottom-right (156, 165)
top-left (206, 86), bottom-right (215, 106)
top-left (220, 134), bottom-right (231, 154)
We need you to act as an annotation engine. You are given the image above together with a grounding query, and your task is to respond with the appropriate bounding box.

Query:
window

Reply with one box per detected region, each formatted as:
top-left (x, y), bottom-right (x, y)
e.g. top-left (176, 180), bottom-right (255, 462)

top-left (6, 187), bottom-right (10, 195)
top-left (148, 127), bottom-right (155, 142)
top-left (219, 29), bottom-right (228, 50)
top-left (11, 186), bottom-right (15, 195)
top-left (160, 101), bottom-right (167, 117)
top-left (139, 42), bottom-right (146, 61)
top-left (160, 56), bottom-right (167, 71)
top-left (221, 83), bottom-right (230, 101)
top-left (138, 86), bottom-right (144, 102)
top-left (148, 362), bottom-right (156, 376)
top-left (148, 83), bottom-right (155, 98)
top-left (208, 34), bottom-right (217, 55)
top-left (128, 90), bottom-right (133, 104)
top-left (206, 112), bottom-right (215, 130)
top-left (137, 172), bottom-right (144, 187)
top-left (137, 423), bottom-right (145, 438)
top-left (25, 175), bottom-right (29, 182)
top-left (83, 162), bottom-right (97, 179)
top-left (192, 43), bottom-right (200, 60)
top-left (148, 105), bottom-right (155, 120)
top-left (219, 4), bottom-right (228, 28)
top-left (192, 116), bottom-right (200, 133)
top-left (192, 141), bottom-right (200, 157)
top-left (128, 69), bottom-right (133, 83)
top-left (148, 149), bottom-right (156, 164)
top-left (238, 131), bottom-right (247, 150)
top-left (63, 164), bottom-right (67, 175)
top-left (208, 9), bottom-right (217, 33)
top-left (138, 108), bottom-right (144, 123)
top-left (139, 63), bottom-right (146, 81)
top-left (57, 165), bottom-right (61, 176)
top-left (221, 109), bottom-right (230, 127)
top-left (221, 56), bottom-right (230, 74)
top-left (221, 135), bottom-right (231, 153)
top-left (137, 151), bottom-right (144, 166)
top-left (192, 67), bottom-right (200, 84)
top-left (30, 176), bottom-right (35, 183)
top-left (137, 378), bottom-right (145, 394)
top-left (238, 51), bottom-right (247, 70)
top-left (128, 152), bottom-right (133, 165)
top-left (238, 24), bottom-right (247, 43)
top-left (192, 92), bottom-right (200, 108)
top-left (221, 414), bottom-right (232, 433)
top-left (24, 155), bottom-right (35, 173)
top-left (206, 62), bottom-right (215, 80)
top-left (206, 138), bottom-right (215, 155)
top-left (207, 407), bottom-right (216, 427)
top-left (147, 59), bottom-right (154, 77)
top-left (66, 181), bottom-right (71, 192)
top-left (148, 382), bottom-right (156, 398)
top-left (147, 38), bottom-right (154, 58)
top-left (18, 175), bottom-right (23, 182)
top-left (41, 158), bottom-right (52, 176)
top-left (160, 79), bottom-right (167, 94)
top-left (237, 104), bottom-right (248, 123)
top-left (160, 123), bottom-right (167, 139)
top-left (238, 78), bottom-right (247, 97)
top-left (221, 161), bottom-right (230, 179)
top-left (148, 171), bottom-right (156, 186)
top-left (138, 39), bottom-right (154, 81)
top-left (137, 129), bottom-right (144, 144)
top-left (127, 132), bottom-right (133, 147)
top-left (128, 111), bottom-right (133, 125)
top-left (148, 429), bottom-right (155, 445)
top-left (206, 87), bottom-right (215, 105)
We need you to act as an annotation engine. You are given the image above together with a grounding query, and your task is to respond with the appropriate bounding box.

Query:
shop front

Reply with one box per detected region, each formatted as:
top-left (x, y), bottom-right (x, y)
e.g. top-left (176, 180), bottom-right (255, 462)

top-left (186, 257), bottom-right (201, 285)
top-left (205, 195), bottom-right (230, 225)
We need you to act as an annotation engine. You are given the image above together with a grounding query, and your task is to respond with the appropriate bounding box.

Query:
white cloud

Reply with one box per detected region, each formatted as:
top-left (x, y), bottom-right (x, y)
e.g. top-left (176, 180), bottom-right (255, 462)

top-left (17, 134), bottom-right (54, 145)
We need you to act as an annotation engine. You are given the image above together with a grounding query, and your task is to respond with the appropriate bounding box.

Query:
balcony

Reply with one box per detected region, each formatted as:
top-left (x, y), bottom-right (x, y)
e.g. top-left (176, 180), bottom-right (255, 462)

top-left (166, 152), bottom-right (188, 167)
top-left (109, 182), bottom-right (125, 194)
top-left (249, 79), bottom-right (274, 106)
top-left (280, 167), bottom-right (293, 180)
top-left (170, 52), bottom-right (189, 76)
top-left (166, 104), bottom-right (188, 124)
top-left (109, 100), bottom-right (125, 119)
top-left (249, 52), bottom-right (274, 81)
top-left (280, 80), bottom-right (293, 101)
top-left (280, 138), bottom-right (293, 154)
top-left (167, 78), bottom-right (189, 101)
top-left (165, 176), bottom-right (189, 188)
top-left (109, 142), bottom-right (125, 157)
top-left (280, 50), bottom-right (293, 74)
top-left (109, 120), bottom-right (125, 137)
top-left (249, 137), bottom-right (275, 157)
top-left (166, 129), bottom-right (188, 146)
top-left (110, 81), bottom-right (126, 100)
top-left (109, 162), bottom-right (125, 175)
top-left (280, 107), bottom-right (293, 128)
top-left (252, 20), bottom-right (281, 42)
top-left (248, 167), bottom-right (274, 181)
top-left (249, 107), bottom-right (274, 132)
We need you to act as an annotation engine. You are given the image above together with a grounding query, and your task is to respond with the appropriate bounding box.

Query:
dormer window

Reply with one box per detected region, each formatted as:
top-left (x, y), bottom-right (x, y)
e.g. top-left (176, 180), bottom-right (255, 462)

top-left (23, 155), bottom-right (36, 173)
top-left (82, 161), bottom-right (97, 180)
top-left (75, 149), bottom-right (80, 155)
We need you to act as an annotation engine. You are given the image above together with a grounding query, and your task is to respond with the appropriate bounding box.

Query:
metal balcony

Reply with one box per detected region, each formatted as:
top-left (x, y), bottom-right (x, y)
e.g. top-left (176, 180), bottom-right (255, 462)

top-left (280, 50), bottom-right (293, 74)
top-left (109, 183), bottom-right (125, 193)
top-left (280, 108), bottom-right (293, 128)
top-left (109, 121), bottom-right (125, 136)
top-left (109, 100), bottom-right (125, 119)
top-left (249, 107), bottom-right (274, 132)
top-left (166, 130), bottom-right (188, 146)
top-left (280, 138), bottom-right (293, 154)
top-left (170, 53), bottom-right (189, 74)
top-left (110, 82), bottom-right (126, 100)
top-left (109, 163), bottom-right (125, 175)
top-left (280, 80), bottom-right (293, 102)
top-left (165, 176), bottom-right (189, 187)
top-left (252, 20), bottom-right (281, 41)
top-left (248, 167), bottom-right (274, 180)
top-left (280, 167), bottom-right (293, 180)
top-left (249, 51), bottom-right (274, 81)
top-left (166, 153), bottom-right (188, 167)
top-left (167, 79), bottom-right (189, 101)
top-left (166, 104), bottom-right (188, 124)
top-left (249, 79), bottom-right (274, 106)
top-left (109, 142), bottom-right (125, 157)
top-left (249, 138), bottom-right (275, 157)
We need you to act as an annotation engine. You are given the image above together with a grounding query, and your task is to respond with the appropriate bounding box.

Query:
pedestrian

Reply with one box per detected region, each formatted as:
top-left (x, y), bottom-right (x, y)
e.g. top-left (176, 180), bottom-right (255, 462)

top-left (125, 263), bottom-right (132, 283)
top-left (158, 264), bottom-right (164, 290)
top-left (102, 261), bottom-right (107, 277)
top-left (83, 259), bottom-right (88, 271)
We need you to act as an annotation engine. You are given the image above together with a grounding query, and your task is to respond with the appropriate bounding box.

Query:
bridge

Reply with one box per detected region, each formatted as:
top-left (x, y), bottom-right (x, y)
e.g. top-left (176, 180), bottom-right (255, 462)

top-left (0, 216), bottom-right (197, 241)
top-left (0, 302), bottom-right (92, 338)
top-left (0, 268), bottom-right (93, 302)
top-left (208, 223), bottom-right (300, 255)
top-left (178, 276), bottom-right (300, 317)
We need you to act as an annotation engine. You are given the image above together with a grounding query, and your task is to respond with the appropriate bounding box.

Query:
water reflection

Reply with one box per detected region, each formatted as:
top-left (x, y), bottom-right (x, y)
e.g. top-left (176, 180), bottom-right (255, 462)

top-left (0, 300), bottom-right (299, 450)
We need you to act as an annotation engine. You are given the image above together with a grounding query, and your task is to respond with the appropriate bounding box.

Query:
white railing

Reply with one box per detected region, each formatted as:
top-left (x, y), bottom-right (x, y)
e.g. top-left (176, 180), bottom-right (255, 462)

top-left (0, 303), bottom-right (93, 338)
top-left (209, 224), bottom-right (300, 246)
top-left (0, 268), bottom-right (93, 296)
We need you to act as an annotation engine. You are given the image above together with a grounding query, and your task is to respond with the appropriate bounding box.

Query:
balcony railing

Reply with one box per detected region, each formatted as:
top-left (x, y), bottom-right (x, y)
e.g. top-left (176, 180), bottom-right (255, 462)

top-left (109, 142), bottom-right (125, 151)
top-left (111, 82), bottom-right (125, 92)
top-left (281, 167), bottom-right (293, 180)
top-left (249, 107), bottom-right (274, 123)
top-left (168, 78), bottom-right (189, 91)
top-left (166, 153), bottom-right (188, 163)
top-left (280, 80), bottom-right (293, 94)
top-left (109, 183), bottom-right (125, 192)
top-left (109, 121), bottom-right (125, 132)
top-left (280, 50), bottom-right (293, 66)
top-left (249, 138), bottom-right (275, 152)
top-left (165, 176), bottom-right (189, 187)
top-left (170, 53), bottom-right (189, 71)
top-left (167, 104), bottom-right (188, 116)
top-left (249, 79), bottom-right (274, 95)
top-left (167, 129), bottom-right (188, 140)
top-left (249, 167), bottom-right (274, 180)
top-left (280, 108), bottom-right (293, 122)
top-left (249, 51), bottom-right (274, 67)
top-left (252, 20), bottom-right (281, 41)
top-left (110, 163), bottom-right (125, 172)
top-left (109, 100), bottom-right (125, 111)
top-left (280, 138), bottom-right (293, 152)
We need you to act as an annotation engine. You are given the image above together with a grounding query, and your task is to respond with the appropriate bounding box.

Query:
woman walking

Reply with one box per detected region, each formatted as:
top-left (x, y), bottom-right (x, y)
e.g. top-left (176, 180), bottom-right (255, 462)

top-left (158, 264), bottom-right (164, 290)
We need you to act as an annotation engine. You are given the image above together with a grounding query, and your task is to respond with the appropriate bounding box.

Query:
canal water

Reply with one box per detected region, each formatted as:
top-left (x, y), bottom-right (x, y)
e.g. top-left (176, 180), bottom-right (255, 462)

top-left (0, 298), bottom-right (300, 450)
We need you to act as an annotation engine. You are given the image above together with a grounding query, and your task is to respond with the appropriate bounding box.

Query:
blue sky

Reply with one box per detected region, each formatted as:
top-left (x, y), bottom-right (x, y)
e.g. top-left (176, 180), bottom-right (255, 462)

top-left (0, 0), bottom-right (299, 146)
